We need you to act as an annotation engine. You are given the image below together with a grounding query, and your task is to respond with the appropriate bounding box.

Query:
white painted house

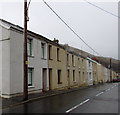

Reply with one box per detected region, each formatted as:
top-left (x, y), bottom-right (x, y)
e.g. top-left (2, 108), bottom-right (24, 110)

top-left (0, 19), bottom-right (49, 98)
top-left (86, 57), bottom-right (93, 86)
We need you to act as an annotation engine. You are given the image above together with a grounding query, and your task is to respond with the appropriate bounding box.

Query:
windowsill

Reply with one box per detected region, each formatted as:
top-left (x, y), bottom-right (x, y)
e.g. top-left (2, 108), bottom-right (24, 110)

top-left (67, 64), bottom-right (70, 67)
top-left (57, 60), bottom-right (61, 62)
top-left (41, 58), bottom-right (47, 60)
top-left (28, 55), bottom-right (34, 58)
top-left (28, 86), bottom-right (35, 89)
top-left (73, 81), bottom-right (76, 83)
top-left (49, 58), bottom-right (53, 60)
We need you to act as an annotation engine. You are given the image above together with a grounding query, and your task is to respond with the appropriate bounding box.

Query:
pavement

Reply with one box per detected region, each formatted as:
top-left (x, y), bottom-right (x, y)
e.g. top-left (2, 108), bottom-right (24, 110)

top-left (0, 82), bottom-right (117, 111)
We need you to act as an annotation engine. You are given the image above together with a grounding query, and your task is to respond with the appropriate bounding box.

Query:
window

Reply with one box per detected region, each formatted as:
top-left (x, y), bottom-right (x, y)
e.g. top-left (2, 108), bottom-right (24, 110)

top-left (82, 59), bottom-right (84, 68)
top-left (83, 72), bottom-right (84, 77)
top-left (48, 45), bottom-right (52, 60)
top-left (28, 68), bottom-right (33, 86)
top-left (27, 38), bottom-right (32, 56)
top-left (41, 43), bottom-right (46, 59)
top-left (82, 59), bottom-right (84, 64)
top-left (82, 72), bottom-right (85, 82)
top-left (57, 48), bottom-right (60, 61)
top-left (78, 58), bottom-right (80, 67)
top-left (67, 70), bottom-right (70, 78)
top-left (89, 72), bottom-right (92, 80)
top-left (73, 70), bottom-right (75, 82)
top-left (79, 71), bottom-right (81, 79)
top-left (89, 61), bottom-right (91, 67)
top-left (58, 70), bottom-right (62, 84)
top-left (67, 54), bottom-right (69, 65)
top-left (72, 55), bottom-right (74, 66)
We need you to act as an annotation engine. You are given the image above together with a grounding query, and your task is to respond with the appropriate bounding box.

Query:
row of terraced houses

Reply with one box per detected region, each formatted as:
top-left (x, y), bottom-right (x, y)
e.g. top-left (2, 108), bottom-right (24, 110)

top-left (0, 19), bottom-right (117, 98)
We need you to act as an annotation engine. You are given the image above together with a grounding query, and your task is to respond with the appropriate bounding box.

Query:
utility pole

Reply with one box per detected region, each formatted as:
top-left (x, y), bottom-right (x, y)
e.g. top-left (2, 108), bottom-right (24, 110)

top-left (23, 0), bottom-right (28, 100)
top-left (110, 58), bottom-right (112, 82)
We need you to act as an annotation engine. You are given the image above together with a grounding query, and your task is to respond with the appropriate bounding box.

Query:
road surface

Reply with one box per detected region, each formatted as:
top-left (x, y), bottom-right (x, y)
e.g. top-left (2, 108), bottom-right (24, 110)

top-left (2, 83), bottom-right (119, 113)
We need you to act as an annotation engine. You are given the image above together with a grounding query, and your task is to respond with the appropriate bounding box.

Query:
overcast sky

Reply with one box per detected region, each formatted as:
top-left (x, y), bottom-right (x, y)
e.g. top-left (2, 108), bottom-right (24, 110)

top-left (0, 0), bottom-right (119, 59)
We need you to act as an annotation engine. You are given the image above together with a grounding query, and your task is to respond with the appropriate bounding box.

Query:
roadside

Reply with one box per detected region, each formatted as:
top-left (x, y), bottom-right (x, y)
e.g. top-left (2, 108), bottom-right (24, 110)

top-left (0, 82), bottom-right (116, 110)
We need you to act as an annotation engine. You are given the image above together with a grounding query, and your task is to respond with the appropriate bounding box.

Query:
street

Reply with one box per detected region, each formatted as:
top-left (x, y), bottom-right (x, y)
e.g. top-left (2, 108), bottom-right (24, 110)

top-left (2, 83), bottom-right (119, 113)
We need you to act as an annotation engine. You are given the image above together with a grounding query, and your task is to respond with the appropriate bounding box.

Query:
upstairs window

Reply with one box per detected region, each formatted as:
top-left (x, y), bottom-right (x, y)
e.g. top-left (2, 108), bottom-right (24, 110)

top-left (27, 38), bottom-right (32, 56)
top-left (48, 45), bottom-right (52, 60)
top-left (78, 58), bottom-right (80, 67)
top-left (89, 61), bottom-right (91, 67)
top-left (67, 54), bottom-right (69, 65)
top-left (41, 43), bottom-right (46, 59)
top-left (57, 48), bottom-right (60, 61)
top-left (72, 55), bottom-right (74, 66)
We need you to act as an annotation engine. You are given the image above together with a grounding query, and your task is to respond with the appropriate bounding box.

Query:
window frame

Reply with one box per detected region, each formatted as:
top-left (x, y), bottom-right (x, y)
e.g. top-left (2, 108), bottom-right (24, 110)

top-left (28, 68), bottom-right (33, 86)
top-left (27, 38), bottom-right (33, 56)
top-left (72, 55), bottom-right (74, 66)
top-left (58, 70), bottom-right (62, 84)
top-left (41, 42), bottom-right (46, 59)
top-left (48, 45), bottom-right (52, 60)
top-left (57, 48), bottom-right (60, 61)
top-left (73, 70), bottom-right (76, 82)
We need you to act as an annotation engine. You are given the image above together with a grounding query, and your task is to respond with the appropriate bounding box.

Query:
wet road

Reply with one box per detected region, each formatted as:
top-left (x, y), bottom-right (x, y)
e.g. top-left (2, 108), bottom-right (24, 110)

top-left (2, 83), bottom-right (119, 113)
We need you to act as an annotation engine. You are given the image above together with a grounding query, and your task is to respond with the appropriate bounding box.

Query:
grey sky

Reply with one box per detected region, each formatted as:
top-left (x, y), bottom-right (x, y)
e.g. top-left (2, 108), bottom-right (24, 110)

top-left (0, 0), bottom-right (119, 59)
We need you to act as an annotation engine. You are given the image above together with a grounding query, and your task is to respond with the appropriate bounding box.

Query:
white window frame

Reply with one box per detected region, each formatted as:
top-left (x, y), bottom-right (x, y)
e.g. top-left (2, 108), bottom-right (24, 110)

top-left (28, 68), bottom-right (33, 86)
top-left (27, 38), bottom-right (33, 56)
top-left (41, 42), bottom-right (46, 59)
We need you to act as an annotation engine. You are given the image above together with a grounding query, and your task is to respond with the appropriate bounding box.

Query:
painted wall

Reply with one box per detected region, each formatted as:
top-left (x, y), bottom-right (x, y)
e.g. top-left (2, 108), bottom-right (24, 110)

top-left (0, 26), bottom-right (11, 97)
top-left (9, 30), bottom-right (24, 96)
top-left (9, 29), bottom-right (49, 96)
top-left (67, 53), bottom-right (79, 88)
top-left (0, 25), bottom-right (2, 95)
top-left (97, 64), bottom-right (102, 83)
top-left (92, 62), bottom-right (98, 85)
top-left (0, 25), bottom-right (49, 97)
top-left (103, 67), bottom-right (109, 82)
top-left (80, 58), bottom-right (87, 86)
top-left (111, 71), bottom-right (116, 79)
top-left (48, 44), bottom-right (67, 90)
top-left (27, 38), bottom-right (49, 92)
top-left (86, 59), bottom-right (93, 85)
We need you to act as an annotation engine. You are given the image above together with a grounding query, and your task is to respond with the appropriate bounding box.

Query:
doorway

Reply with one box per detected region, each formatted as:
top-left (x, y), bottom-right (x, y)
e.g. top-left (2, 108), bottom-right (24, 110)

top-left (49, 68), bottom-right (52, 90)
top-left (42, 68), bottom-right (47, 92)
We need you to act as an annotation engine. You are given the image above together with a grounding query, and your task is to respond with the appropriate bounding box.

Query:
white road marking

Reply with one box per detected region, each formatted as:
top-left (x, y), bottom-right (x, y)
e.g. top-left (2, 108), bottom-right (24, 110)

top-left (112, 84), bottom-right (118, 88)
top-left (95, 92), bottom-right (104, 97)
top-left (105, 88), bottom-right (110, 92)
top-left (66, 99), bottom-right (90, 113)
top-left (111, 86), bottom-right (115, 88)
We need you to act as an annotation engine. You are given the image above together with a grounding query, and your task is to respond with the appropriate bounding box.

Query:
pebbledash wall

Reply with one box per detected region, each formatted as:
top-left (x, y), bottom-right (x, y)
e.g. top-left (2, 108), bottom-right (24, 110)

top-left (0, 19), bottom-right (49, 98)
